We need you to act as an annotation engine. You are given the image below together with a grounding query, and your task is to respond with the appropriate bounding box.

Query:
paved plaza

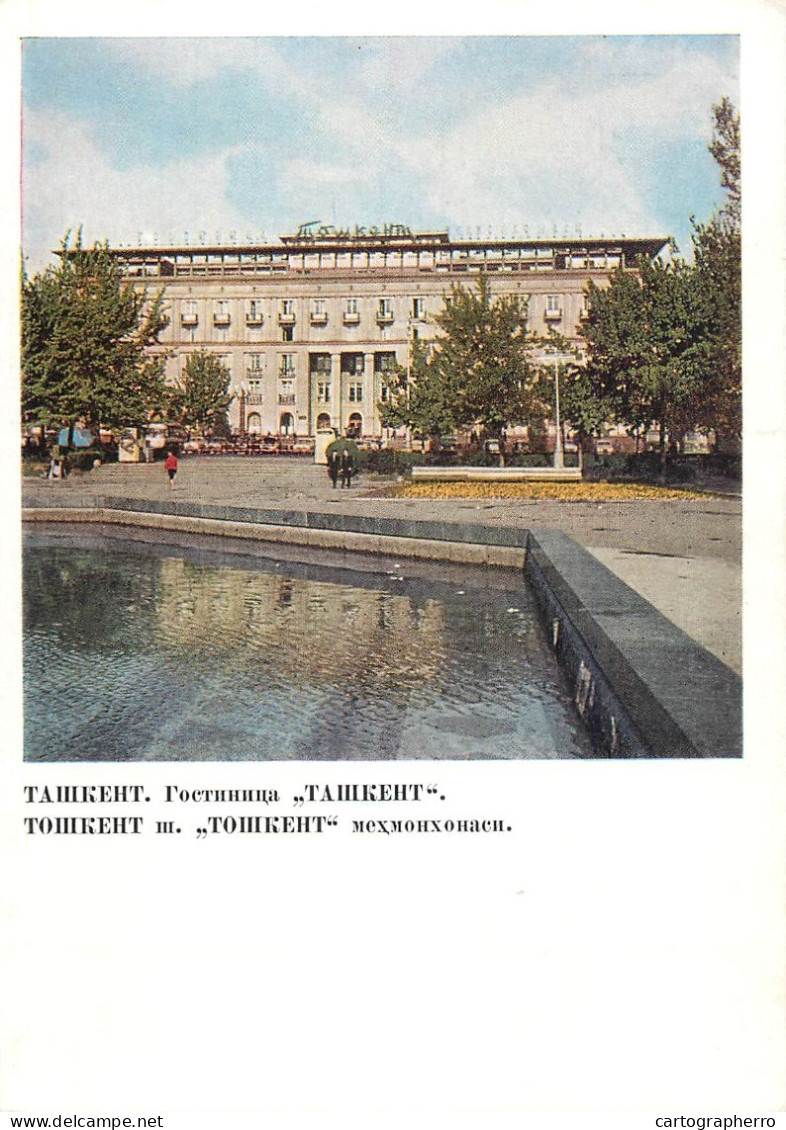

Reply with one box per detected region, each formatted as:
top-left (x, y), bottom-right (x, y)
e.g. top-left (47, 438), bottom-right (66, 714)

top-left (22, 457), bottom-right (743, 674)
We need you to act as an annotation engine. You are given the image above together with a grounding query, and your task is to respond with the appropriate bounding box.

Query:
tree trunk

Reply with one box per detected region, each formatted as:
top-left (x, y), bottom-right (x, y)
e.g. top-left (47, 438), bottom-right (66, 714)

top-left (659, 418), bottom-right (668, 482)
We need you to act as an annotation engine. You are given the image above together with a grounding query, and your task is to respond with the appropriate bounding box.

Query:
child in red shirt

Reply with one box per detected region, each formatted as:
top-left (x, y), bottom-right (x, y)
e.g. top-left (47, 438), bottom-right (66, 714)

top-left (165, 450), bottom-right (178, 488)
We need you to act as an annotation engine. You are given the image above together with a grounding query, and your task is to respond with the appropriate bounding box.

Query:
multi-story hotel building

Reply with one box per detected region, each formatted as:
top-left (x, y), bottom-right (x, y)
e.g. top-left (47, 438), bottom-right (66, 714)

top-left (110, 223), bottom-right (667, 438)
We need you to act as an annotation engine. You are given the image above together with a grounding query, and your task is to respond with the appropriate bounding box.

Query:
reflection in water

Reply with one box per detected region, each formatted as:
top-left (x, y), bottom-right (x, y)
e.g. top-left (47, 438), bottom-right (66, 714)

top-left (23, 536), bottom-right (591, 761)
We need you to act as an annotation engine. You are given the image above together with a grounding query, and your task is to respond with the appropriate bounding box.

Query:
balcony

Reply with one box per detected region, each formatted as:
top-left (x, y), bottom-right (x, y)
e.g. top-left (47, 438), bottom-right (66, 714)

top-left (278, 393), bottom-right (296, 406)
top-left (246, 313), bottom-right (264, 326)
top-left (343, 311), bottom-right (360, 325)
top-left (544, 307), bottom-right (563, 321)
top-left (376, 310), bottom-right (394, 325)
top-left (310, 311), bottom-right (328, 325)
top-left (246, 393), bottom-right (264, 406)
top-left (181, 313), bottom-right (198, 326)
top-left (213, 313), bottom-right (231, 326)
top-left (278, 311), bottom-right (296, 325)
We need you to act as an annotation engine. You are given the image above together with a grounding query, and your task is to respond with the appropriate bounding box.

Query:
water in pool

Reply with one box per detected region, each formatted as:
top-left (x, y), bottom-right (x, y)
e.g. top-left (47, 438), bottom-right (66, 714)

top-left (23, 529), bottom-right (591, 761)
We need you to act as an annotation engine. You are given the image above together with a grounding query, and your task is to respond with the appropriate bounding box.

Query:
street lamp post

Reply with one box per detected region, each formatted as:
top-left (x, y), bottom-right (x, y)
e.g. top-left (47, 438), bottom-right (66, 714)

top-left (547, 353), bottom-right (573, 470)
top-left (553, 358), bottom-right (564, 469)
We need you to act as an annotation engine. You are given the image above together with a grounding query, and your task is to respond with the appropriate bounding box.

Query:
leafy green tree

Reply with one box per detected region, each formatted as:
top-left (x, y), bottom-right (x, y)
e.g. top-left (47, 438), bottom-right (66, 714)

top-left (579, 99), bottom-right (741, 463)
top-left (170, 350), bottom-right (233, 436)
top-left (378, 332), bottom-right (459, 441)
top-left (21, 229), bottom-right (169, 437)
top-left (689, 98), bottom-right (741, 446)
top-left (581, 254), bottom-right (712, 474)
top-left (21, 259), bottom-right (60, 428)
top-left (708, 96), bottom-right (740, 224)
top-left (435, 275), bottom-right (539, 459)
top-left (380, 275), bottom-right (540, 462)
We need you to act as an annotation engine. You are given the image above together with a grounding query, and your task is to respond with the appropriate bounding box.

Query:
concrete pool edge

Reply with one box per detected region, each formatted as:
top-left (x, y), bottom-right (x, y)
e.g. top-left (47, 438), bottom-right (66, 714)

top-left (22, 499), bottom-right (742, 759)
top-left (525, 529), bottom-right (742, 759)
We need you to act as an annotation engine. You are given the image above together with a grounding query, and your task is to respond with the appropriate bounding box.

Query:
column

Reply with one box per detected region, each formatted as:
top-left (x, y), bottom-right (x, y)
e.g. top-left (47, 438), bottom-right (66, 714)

top-left (331, 352), bottom-right (342, 434)
top-left (363, 353), bottom-right (374, 437)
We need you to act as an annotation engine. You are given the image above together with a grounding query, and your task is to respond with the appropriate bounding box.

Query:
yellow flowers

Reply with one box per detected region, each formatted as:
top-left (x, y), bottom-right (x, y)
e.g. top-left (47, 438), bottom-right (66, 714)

top-left (388, 481), bottom-right (706, 501)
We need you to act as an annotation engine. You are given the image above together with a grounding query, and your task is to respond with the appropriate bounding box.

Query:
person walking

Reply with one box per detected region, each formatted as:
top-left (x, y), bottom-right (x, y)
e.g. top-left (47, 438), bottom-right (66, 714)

top-left (327, 447), bottom-right (341, 489)
top-left (165, 448), bottom-right (178, 489)
top-left (340, 446), bottom-right (355, 489)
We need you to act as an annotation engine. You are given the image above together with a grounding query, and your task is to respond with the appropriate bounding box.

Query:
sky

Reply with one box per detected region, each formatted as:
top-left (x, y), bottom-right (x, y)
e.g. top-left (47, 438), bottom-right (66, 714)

top-left (20, 34), bottom-right (739, 272)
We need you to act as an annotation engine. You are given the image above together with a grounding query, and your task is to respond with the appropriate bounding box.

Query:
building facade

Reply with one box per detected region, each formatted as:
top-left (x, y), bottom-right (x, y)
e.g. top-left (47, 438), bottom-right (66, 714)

top-left (111, 224), bottom-right (667, 438)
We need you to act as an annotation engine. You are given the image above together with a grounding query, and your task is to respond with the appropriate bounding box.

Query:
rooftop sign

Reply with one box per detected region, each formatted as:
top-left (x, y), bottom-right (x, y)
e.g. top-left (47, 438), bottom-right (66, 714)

top-left (291, 221), bottom-right (413, 241)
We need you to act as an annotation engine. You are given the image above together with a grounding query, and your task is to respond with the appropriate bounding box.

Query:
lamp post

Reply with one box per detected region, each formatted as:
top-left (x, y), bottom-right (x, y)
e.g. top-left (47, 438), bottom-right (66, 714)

top-left (547, 353), bottom-right (573, 470)
top-left (553, 357), bottom-right (564, 469)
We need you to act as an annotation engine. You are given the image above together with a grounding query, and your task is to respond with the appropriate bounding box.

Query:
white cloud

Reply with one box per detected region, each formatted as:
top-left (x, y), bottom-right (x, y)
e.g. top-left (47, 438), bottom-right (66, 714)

top-left (390, 47), bottom-right (736, 235)
top-left (22, 107), bottom-right (251, 271)
top-left (105, 37), bottom-right (300, 94)
top-left (355, 37), bottom-right (457, 95)
top-left (281, 156), bottom-right (375, 187)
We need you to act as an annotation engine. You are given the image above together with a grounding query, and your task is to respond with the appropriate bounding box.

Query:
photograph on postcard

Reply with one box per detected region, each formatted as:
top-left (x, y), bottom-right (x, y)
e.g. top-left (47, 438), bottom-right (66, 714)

top-left (20, 35), bottom-right (742, 762)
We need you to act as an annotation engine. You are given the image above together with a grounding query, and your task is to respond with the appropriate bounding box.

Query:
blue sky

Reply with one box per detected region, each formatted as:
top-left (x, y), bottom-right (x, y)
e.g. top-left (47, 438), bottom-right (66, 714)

top-left (21, 35), bottom-right (738, 271)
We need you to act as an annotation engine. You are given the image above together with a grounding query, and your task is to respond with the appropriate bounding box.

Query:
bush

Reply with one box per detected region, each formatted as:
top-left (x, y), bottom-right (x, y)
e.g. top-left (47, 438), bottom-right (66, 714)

top-left (58, 445), bottom-right (117, 473)
top-left (356, 449), bottom-right (427, 475)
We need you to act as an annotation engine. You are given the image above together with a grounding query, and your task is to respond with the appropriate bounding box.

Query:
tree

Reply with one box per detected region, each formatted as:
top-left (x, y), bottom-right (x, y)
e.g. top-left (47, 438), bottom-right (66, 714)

top-left (170, 351), bottom-right (233, 436)
top-left (578, 99), bottom-right (742, 463)
top-left (378, 332), bottom-right (459, 441)
top-left (21, 229), bottom-right (169, 437)
top-left (689, 98), bottom-right (741, 446)
top-left (380, 275), bottom-right (540, 462)
top-left (707, 96), bottom-right (740, 224)
top-left (581, 255), bottom-right (712, 475)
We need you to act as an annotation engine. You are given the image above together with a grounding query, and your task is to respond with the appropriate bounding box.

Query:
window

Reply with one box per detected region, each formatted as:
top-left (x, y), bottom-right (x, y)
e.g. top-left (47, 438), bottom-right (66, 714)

top-left (278, 375), bottom-right (295, 405)
top-left (348, 381), bottom-right (364, 402)
top-left (310, 299), bottom-right (328, 323)
top-left (316, 382), bottom-right (331, 403)
top-left (246, 354), bottom-right (264, 376)
top-left (412, 296), bottom-right (425, 320)
top-left (377, 298), bottom-right (394, 321)
top-left (282, 326), bottom-right (294, 342)
top-left (279, 299), bottom-right (296, 324)
top-left (246, 300), bottom-right (264, 324)
top-left (374, 352), bottom-right (397, 374)
top-left (181, 300), bottom-right (198, 325)
top-left (545, 294), bottom-right (562, 319)
top-left (214, 300), bottom-right (230, 325)
top-left (343, 298), bottom-right (360, 323)
top-left (341, 353), bottom-right (364, 376)
top-left (279, 354), bottom-right (295, 376)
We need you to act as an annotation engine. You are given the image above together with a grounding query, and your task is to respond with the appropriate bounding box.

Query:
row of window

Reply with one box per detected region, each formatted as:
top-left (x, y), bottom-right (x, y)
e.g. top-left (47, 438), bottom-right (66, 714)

top-left (178, 294), bottom-right (583, 330)
top-left (238, 379), bottom-right (381, 405)
top-left (180, 296), bottom-right (427, 326)
top-left (199, 352), bottom-right (396, 403)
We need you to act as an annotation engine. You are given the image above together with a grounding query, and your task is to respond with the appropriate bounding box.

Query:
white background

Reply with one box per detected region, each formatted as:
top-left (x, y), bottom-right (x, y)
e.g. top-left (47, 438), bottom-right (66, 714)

top-left (1, 0), bottom-right (784, 1124)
